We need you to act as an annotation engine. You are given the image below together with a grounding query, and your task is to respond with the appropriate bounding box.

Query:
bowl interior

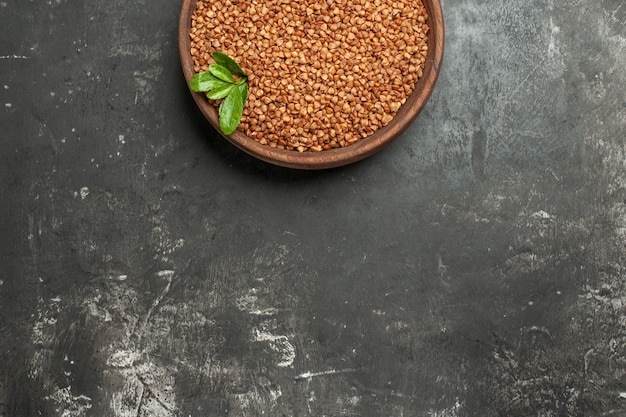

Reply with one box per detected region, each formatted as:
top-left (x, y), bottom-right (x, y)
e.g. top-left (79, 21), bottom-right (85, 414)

top-left (178, 0), bottom-right (444, 169)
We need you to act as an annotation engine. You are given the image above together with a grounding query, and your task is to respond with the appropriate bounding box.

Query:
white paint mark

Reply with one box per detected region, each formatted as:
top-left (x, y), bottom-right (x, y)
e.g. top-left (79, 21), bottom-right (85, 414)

top-left (584, 348), bottom-right (594, 376)
top-left (307, 390), bottom-right (316, 413)
top-left (520, 325), bottom-right (552, 339)
top-left (427, 398), bottom-right (462, 417)
top-left (79, 187), bottom-right (89, 200)
top-left (253, 328), bottom-right (295, 367)
top-left (45, 387), bottom-right (92, 416)
top-left (547, 17), bottom-right (561, 57)
top-left (107, 349), bottom-right (140, 368)
top-left (385, 321), bottom-right (408, 332)
top-left (5, 103), bottom-right (11, 108)
top-left (156, 270), bottom-right (175, 278)
top-left (101, 281), bottom-right (178, 415)
top-left (151, 271), bottom-right (174, 311)
top-left (118, 134), bottom-right (126, 144)
top-left (85, 298), bottom-right (112, 322)
top-left (437, 253), bottom-right (448, 277)
top-left (249, 307), bottom-right (279, 316)
top-left (546, 167), bottom-right (561, 181)
top-left (532, 210), bottom-right (554, 220)
top-left (109, 362), bottom-right (178, 416)
top-left (236, 290), bottom-right (280, 316)
top-left (3, 85), bottom-right (8, 89)
top-left (620, 392), bottom-right (626, 399)
top-left (0, 55), bottom-right (29, 59)
top-left (339, 394), bottom-right (360, 407)
top-left (294, 368), bottom-right (357, 381)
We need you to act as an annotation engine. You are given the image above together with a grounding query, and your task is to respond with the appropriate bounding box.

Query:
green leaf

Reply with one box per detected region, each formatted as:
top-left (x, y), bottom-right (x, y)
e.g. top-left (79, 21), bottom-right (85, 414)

top-left (213, 52), bottom-right (247, 77)
top-left (189, 71), bottom-right (228, 92)
top-left (238, 81), bottom-right (248, 104)
top-left (209, 64), bottom-right (235, 83)
top-left (206, 83), bottom-right (235, 100)
top-left (219, 86), bottom-right (244, 135)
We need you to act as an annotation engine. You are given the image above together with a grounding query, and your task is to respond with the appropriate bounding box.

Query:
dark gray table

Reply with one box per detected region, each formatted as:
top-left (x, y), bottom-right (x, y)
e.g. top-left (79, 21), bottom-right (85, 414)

top-left (1, 0), bottom-right (625, 415)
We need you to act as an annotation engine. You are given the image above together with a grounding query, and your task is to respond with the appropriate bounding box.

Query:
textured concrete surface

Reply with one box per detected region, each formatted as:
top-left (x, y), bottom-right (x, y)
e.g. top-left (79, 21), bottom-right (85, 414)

top-left (1, 0), bottom-right (625, 416)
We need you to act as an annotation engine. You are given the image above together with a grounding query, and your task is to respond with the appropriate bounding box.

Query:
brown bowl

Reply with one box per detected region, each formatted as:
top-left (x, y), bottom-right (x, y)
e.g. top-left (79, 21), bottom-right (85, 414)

top-left (179, 0), bottom-right (444, 170)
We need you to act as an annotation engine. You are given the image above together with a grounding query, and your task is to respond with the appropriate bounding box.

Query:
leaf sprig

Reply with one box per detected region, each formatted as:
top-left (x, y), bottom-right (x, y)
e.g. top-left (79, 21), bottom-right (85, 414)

top-left (189, 52), bottom-right (248, 135)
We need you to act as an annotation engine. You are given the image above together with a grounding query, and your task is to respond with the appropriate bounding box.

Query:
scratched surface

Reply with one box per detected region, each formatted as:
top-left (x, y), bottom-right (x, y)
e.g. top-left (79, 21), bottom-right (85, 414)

top-left (1, 0), bottom-right (625, 415)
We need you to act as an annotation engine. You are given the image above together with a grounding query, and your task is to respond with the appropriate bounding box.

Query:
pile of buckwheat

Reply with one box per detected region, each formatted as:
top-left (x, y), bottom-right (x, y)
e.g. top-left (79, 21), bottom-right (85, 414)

top-left (190, 0), bottom-right (429, 152)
